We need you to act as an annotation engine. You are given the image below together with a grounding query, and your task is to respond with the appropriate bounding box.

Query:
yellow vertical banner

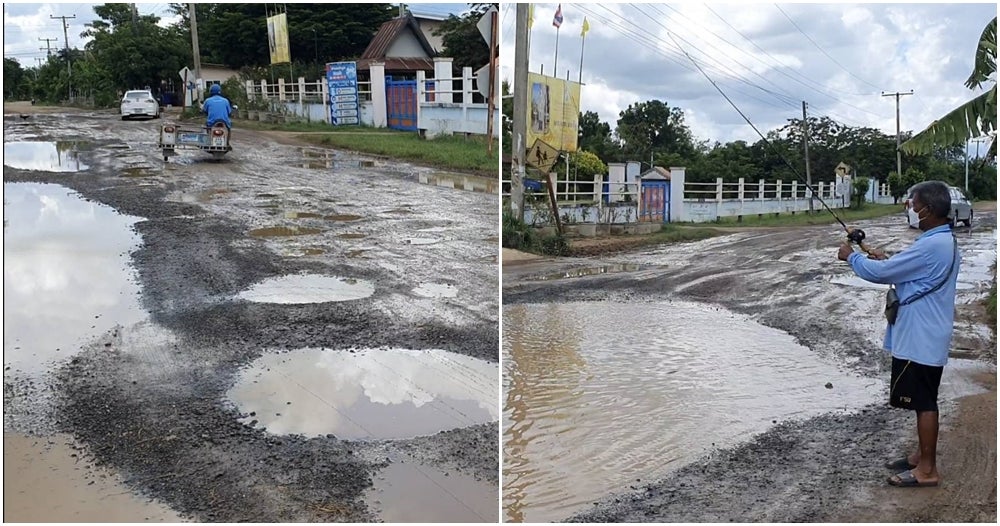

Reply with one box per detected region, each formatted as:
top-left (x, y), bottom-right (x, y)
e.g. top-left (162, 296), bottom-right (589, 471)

top-left (526, 72), bottom-right (581, 153)
top-left (267, 13), bottom-right (291, 64)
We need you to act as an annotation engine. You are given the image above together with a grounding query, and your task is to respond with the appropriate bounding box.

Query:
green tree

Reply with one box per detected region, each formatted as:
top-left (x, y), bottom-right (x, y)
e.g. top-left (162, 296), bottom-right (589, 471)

top-left (902, 17), bottom-right (996, 160)
top-left (578, 110), bottom-right (620, 162)
top-left (851, 176), bottom-right (870, 208)
top-left (3, 58), bottom-right (27, 100)
top-left (615, 100), bottom-right (696, 163)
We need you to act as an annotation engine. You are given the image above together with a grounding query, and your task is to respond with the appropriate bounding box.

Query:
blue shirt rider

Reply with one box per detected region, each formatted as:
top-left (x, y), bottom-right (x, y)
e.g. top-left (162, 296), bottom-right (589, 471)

top-left (201, 84), bottom-right (232, 129)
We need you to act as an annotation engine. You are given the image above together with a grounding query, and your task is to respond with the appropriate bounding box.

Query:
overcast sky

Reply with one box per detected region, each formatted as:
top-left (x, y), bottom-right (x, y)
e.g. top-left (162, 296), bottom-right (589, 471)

top-left (500, 2), bottom-right (997, 147)
top-left (3, 2), bottom-right (466, 65)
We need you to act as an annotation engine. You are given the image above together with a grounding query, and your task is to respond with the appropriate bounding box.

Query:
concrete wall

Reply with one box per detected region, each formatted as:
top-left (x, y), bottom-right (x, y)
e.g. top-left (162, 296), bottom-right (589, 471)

top-left (523, 202), bottom-right (638, 226)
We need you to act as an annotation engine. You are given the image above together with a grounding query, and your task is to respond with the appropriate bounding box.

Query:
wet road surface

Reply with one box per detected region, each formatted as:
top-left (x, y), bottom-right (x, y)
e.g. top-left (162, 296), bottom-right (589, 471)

top-left (503, 210), bottom-right (996, 522)
top-left (3, 108), bottom-right (498, 522)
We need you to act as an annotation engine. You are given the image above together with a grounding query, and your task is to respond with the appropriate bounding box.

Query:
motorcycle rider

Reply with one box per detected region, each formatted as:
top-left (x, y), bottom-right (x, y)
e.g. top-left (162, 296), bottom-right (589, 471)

top-left (201, 83), bottom-right (233, 129)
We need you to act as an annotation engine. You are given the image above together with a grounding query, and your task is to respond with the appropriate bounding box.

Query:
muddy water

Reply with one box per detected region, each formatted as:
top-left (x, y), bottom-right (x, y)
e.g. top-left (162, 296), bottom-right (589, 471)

top-left (3, 141), bottom-right (88, 172)
top-left (502, 301), bottom-right (883, 522)
top-left (227, 347), bottom-right (499, 440)
top-left (3, 182), bottom-right (146, 376)
top-left (237, 274), bottom-right (375, 304)
top-left (3, 433), bottom-right (184, 522)
top-left (367, 459), bottom-right (499, 523)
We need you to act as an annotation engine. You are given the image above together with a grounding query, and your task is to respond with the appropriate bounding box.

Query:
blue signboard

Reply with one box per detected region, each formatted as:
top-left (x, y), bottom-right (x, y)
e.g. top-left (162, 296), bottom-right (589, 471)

top-left (325, 61), bottom-right (359, 126)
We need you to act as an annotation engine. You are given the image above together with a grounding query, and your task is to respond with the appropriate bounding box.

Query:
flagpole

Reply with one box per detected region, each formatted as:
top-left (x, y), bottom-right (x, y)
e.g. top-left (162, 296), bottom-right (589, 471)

top-left (554, 26), bottom-right (560, 77)
top-left (578, 32), bottom-right (585, 84)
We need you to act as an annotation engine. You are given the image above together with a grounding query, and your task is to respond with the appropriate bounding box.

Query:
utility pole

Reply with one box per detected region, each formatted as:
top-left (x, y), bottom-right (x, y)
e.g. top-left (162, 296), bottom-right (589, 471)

top-left (511, 3), bottom-right (530, 221)
top-left (131, 3), bottom-right (139, 35)
top-left (51, 14), bottom-right (75, 100)
top-left (486, 7), bottom-right (497, 154)
top-left (881, 90), bottom-right (913, 179)
top-left (802, 101), bottom-right (813, 213)
top-left (38, 37), bottom-right (58, 57)
top-left (189, 3), bottom-right (202, 104)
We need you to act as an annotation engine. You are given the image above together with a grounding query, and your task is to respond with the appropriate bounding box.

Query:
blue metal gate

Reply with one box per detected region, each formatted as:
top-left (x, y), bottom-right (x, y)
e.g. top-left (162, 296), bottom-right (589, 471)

top-left (640, 181), bottom-right (671, 223)
top-left (385, 76), bottom-right (417, 131)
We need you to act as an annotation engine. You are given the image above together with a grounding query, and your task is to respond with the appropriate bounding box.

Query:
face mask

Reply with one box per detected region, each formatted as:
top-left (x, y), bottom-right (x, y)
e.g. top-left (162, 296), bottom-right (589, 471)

top-left (908, 206), bottom-right (926, 229)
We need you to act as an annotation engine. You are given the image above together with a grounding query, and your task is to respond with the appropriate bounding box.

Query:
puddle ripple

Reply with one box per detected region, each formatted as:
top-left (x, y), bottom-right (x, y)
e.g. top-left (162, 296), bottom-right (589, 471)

top-left (502, 301), bottom-right (883, 522)
top-left (227, 348), bottom-right (499, 440)
top-left (237, 274), bottom-right (374, 304)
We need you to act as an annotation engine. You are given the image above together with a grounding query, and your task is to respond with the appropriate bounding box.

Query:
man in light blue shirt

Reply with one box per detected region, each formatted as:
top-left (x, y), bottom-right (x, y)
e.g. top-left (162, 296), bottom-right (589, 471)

top-left (837, 180), bottom-right (960, 489)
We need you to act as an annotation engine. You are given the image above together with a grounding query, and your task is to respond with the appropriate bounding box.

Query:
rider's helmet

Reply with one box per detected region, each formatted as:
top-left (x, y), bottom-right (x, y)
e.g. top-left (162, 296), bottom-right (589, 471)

top-left (210, 84), bottom-right (221, 96)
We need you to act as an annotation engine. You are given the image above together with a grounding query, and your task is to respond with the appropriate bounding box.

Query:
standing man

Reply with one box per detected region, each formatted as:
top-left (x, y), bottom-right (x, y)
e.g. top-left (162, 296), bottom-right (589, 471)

top-left (837, 180), bottom-right (961, 488)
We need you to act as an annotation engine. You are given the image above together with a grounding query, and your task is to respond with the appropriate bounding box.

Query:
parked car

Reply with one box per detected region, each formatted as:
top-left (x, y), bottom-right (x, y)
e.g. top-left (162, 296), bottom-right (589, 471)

top-left (904, 184), bottom-right (972, 228)
top-left (120, 90), bottom-right (160, 120)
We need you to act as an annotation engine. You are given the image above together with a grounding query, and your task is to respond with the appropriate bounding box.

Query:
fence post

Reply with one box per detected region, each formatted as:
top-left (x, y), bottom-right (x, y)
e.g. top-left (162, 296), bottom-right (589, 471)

top-left (278, 78), bottom-right (286, 102)
top-left (715, 177), bottom-right (723, 202)
top-left (416, 70), bottom-right (426, 132)
top-left (670, 167), bottom-right (686, 222)
top-left (433, 57), bottom-right (454, 104)
top-left (370, 61), bottom-right (387, 128)
top-left (298, 77), bottom-right (306, 103)
top-left (818, 182), bottom-right (825, 201)
top-left (776, 179), bottom-right (783, 201)
top-left (758, 179), bottom-right (765, 200)
top-left (321, 79), bottom-right (330, 124)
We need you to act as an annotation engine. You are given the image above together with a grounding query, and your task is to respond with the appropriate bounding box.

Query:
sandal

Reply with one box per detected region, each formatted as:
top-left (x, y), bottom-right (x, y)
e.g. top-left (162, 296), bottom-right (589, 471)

top-left (887, 469), bottom-right (938, 487)
top-left (884, 457), bottom-right (917, 471)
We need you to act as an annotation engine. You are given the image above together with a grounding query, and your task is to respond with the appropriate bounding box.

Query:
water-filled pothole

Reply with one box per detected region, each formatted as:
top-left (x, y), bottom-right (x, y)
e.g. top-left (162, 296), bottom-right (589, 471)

top-left (248, 226), bottom-right (324, 237)
top-left (3, 141), bottom-right (88, 172)
top-left (3, 182), bottom-right (145, 375)
top-left (227, 347), bottom-right (499, 439)
top-left (526, 263), bottom-right (643, 281)
top-left (367, 460), bottom-right (499, 522)
top-left (503, 300), bottom-right (883, 522)
top-left (404, 237), bottom-right (441, 246)
top-left (413, 283), bottom-right (458, 298)
top-left (325, 214), bottom-right (363, 222)
top-left (237, 274), bottom-right (374, 304)
top-left (285, 211), bottom-right (323, 219)
top-left (337, 233), bottom-right (366, 239)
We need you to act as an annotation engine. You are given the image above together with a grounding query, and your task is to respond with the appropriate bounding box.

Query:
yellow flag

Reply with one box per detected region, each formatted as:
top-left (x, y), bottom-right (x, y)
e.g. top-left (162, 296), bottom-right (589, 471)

top-left (581, 16), bottom-right (590, 37)
top-left (528, 4), bottom-right (534, 29)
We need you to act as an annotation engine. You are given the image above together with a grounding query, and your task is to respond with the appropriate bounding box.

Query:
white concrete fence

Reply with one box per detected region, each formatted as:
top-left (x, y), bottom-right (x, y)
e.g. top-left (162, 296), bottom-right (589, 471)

top-left (502, 166), bottom-right (896, 227)
top-left (242, 56), bottom-right (498, 137)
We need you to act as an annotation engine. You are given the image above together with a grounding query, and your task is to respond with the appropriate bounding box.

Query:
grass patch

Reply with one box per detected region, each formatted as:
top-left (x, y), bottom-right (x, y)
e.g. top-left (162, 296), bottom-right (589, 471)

top-left (647, 224), bottom-right (720, 243)
top-left (234, 119), bottom-right (388, 133)
top-left (693, 203), bottom-right (902, 228)
top-left (300, 131), bottom-right (497, 176)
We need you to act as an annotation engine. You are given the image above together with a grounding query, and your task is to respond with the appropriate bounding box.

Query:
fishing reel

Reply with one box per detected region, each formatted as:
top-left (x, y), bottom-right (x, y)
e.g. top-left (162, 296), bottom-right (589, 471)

top-left (846, 227), bottom-right (866, 245)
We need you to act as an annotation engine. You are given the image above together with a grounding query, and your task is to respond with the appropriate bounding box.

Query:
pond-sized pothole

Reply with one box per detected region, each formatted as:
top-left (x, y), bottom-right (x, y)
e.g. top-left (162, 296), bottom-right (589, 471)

top-left (337, 233), bottom-right (366, 239)
top-left (3, 141), bottom-right (88, 172)
top-left (248, 226), bottom-right (324, 237)
top-left (227, 347), bottom-right (499, 439)
top-left (413, 283), bottom-right (458, 298)
top-left (3, 182), bottom-right (145, 376)
top-left (503, 300), bottom-right (884, 522)
top-left (237, 274), bottom-right (374, 304)
top-left (285, 211), bottom-right (323, 219)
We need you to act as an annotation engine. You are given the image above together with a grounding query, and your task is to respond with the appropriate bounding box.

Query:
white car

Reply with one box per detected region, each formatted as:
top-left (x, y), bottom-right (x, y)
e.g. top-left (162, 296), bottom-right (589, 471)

top-left (904, 184), bottom-right (973, 228)
top-left (120, 90), bottom-right (160, 120)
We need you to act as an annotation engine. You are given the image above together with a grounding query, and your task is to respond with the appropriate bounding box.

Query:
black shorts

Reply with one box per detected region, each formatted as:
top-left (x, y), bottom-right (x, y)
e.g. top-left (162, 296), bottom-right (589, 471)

top-left (889, 357), bottom-right (944, 412)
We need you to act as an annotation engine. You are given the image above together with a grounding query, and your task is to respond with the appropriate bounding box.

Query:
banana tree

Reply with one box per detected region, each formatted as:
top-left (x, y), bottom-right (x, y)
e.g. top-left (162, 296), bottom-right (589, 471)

top-left (901, 17), bottom-right (996, 159)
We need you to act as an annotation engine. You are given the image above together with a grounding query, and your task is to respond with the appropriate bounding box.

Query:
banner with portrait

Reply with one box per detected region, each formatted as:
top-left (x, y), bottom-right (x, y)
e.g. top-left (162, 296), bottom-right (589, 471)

top-left (526, 72), bottom-right (581, 153)
top-left (267, 13), bottom-right (291, 64)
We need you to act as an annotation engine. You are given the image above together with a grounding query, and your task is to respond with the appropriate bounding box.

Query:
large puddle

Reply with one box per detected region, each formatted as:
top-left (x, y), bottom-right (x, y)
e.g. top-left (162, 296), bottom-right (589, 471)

top-left (3, 433), bottom-right (183, 522)
top-left (3, 141), bottom-right (88, 172)
top-left (227, 347), bottom-right (498, 440)
top-left (3, 182), bottom-right (146, 376)
top-left (366, 460), bottom-right (499, 523)
top-left (502, 301), bottom-right (884, 522)
top-left (237, 274), bottom-right (375, 304)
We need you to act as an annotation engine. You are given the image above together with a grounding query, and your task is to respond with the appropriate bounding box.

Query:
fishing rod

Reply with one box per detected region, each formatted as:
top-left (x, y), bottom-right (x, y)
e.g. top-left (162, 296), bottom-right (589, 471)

top-left (661, 28), bottom-right (874, 254)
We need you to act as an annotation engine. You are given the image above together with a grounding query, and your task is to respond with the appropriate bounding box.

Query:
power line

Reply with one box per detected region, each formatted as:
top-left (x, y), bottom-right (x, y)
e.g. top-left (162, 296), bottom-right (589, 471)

top-left (774, 4), bottom-right (882, 92)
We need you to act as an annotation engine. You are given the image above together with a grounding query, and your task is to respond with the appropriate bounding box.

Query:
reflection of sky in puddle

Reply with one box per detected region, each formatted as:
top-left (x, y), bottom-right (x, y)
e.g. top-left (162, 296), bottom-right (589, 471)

top-left (3, 183), bottom-right (145, 375)
top-left (3, 141), bottom-right (88, 172)
top-left (236, 274), bottom-right (374, 304)
top-left (503, 301), bottom-right (884, 523)
top-left (412, 283), bottom-right (458, 298)
top-left (227, 347), bottom-right (499, 439)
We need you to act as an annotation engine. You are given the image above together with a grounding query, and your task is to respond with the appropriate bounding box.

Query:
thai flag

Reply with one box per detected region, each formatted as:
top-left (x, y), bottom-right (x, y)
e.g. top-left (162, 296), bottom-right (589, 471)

top-left (553, 4), bottom-right (563, 28)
